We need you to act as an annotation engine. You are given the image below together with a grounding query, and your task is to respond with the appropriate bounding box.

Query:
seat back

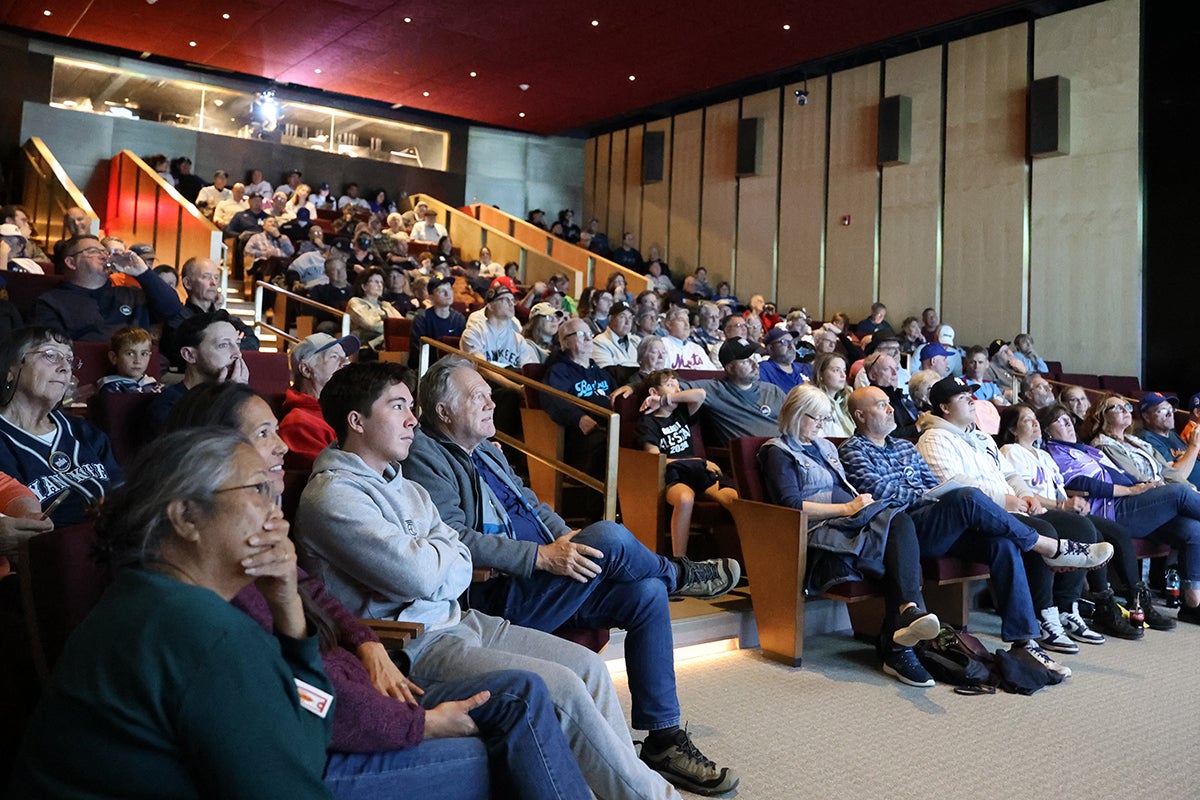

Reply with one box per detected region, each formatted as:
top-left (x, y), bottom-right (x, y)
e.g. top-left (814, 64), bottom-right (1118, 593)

top-left (86, 391), bottom-right (158, 467)
top-left (281, 468), bottom-right (310, 525)
top-left (19, 523), bottom-right (112, 681)
top-left (1, 271), bottom-right (64, 319)
top-left (1099, 375), bottom-right (1142, 397)
top-left (729, 436), bottom-right (771, 503)
top-left (611, 388), bottom-right (643, 449)
top-left (241, 350), bottom-right (291, 412)
top-left (1058, 373), bottom-right (1101, 390)
top-left (521, 362), bottom-right (548, 409)
top-left (383, 316), bottom-right (413, 352)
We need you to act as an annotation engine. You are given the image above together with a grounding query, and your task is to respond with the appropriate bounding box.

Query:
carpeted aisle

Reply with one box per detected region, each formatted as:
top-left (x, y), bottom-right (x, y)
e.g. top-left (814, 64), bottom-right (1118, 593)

top-left (612, 607), bottom-right (1200, 799)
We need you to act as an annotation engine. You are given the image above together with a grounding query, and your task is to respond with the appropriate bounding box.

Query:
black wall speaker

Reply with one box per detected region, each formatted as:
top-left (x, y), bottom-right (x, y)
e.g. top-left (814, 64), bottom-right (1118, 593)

top-left (736, 117), bottom-right (763, 176)
top-left (878, 95), bottom-right (912, 167)
top-left (1029, 76), bottom-right (1071, 158)
top-left (642, 131), bottom-right (665, 184)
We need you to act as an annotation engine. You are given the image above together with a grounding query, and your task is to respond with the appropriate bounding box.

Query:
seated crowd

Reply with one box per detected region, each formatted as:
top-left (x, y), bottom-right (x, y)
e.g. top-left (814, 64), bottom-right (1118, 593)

top-left (3, 202), bottom-right (1199, 797)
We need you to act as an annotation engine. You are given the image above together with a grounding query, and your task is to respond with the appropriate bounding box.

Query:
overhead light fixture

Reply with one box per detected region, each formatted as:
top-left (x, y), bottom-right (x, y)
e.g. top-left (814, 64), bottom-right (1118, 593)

top-left (469, 71), bottom-right (477, 78)
top-left (518, 112), bottom-right (526, 118)
top-left (252, 90), bottom-right (279, 132)
top-left (783, 24), bottom-right (791, 30)
top-left (43, 9), bottom-right (51, 16)
top-left (628, 75), bottom-right (636, 81)
top-left (213, 99), bottom-right (224, 106)
top-left (403, 16), bottom-right (412, 23)
top-left (188, 41), bottom-right (197, 47)
top-left (519, 83), bottom-right (530, 91)
top-left (313, 68), bottom-right (322, 74)
top-left (422, 91), bottom-right (429, 97)
top-left (222, 12), bottom-right (229, 19)
top-left (591, 20), bottom-right (599, 26)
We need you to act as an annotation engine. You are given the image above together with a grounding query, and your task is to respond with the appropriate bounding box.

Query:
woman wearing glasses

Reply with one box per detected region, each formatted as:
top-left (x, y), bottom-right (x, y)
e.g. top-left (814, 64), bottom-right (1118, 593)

top-left (759, 384), bottom-right (941, 687)
top-left (0, 326), bottom-right (122, 527)
top-left (1084, 395), bottom-right (1180, 486)
top-left (1044, 397), bottom-right (1200, 626)
top-left (165, 382), bottom-right (590, 800)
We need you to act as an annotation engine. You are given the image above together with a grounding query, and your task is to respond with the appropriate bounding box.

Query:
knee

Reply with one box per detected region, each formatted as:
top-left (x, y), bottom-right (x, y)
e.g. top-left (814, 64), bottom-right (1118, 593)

top-left (482, 668), bottom-right (552, 701)
top-left (580, 520), bottom-right (640, 551)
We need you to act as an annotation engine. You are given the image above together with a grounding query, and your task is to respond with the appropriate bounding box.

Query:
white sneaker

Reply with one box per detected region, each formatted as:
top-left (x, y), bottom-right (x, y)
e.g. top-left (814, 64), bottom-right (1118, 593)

top-left (1018, 639), bottom-right (1072, 678)
top-left (1061, 602), bottom-right (1106, 645)
top-left (1038, 607), bottom-right (1079, 655)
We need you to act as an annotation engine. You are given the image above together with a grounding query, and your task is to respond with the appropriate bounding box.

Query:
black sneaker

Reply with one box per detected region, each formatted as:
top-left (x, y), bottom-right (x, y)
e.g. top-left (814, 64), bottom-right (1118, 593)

top-left (892, 606), bottom-right (941, 647)
top-left (1089, 590), bottom-right (1143, 641)
top-left (638, 728), bottom-right (739, 796)
top-left (1176, 603), bottom-right (1200, 626)
top-left (671, 557), bottom-right (741, 600)
top-left (882, 646), bottom-right (935, 687)
top-left (1134, 581), bottom-right (1177, 631)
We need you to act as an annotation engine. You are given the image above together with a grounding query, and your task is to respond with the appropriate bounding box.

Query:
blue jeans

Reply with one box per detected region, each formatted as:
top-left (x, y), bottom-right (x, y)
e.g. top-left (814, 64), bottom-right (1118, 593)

top-left (907, 488), bottom-right (1042, 642)
top-left (1116, 483), bottom-right (1200, 588)
top-left (324, 671), bottom-right (590, 800)
top-left (467, 521), bottom-right (681, 731)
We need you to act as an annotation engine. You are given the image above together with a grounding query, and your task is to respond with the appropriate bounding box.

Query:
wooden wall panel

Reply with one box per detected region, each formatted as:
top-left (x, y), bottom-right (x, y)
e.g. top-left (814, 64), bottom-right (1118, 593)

top-left (594, 134), bottom-right (611, 233)
top-left (778, 76), bottom-right (829, 316)
top-left (607, 131), bottom-right (627, 242)
top-left (624, 126), bottom-right (644, 246)
top-left (824, 63), bottom-right (881, 319)
top-left (583, 136), bottom-right (597, 223)
top-left (668, 110), bottom-right (702, 278)
top-left (641, 118), bottom-right (672, 265)
top-left (880, 46), bottom-right (944, 322)
top-left (943, 25), bottom-right (1028, 348)
top-left (700, 100), bottom-right (739, 287)
top-left (736, 89), bottom-right (781, 303)
top-left (1030, 0), bottom-right (1140, 376)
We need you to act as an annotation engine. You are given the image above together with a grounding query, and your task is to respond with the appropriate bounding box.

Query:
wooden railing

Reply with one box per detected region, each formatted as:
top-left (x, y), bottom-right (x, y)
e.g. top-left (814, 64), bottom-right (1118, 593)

top-left (253, 281), bottom-right (351, 345)
top-left (105, 150), bottom-right (223, 269)
top-left (20, 138), bottom-right (100, 254)
top-left (468, 204), bottom-right (650, 295)
top-left (410, 194), bottom-right (584, 298)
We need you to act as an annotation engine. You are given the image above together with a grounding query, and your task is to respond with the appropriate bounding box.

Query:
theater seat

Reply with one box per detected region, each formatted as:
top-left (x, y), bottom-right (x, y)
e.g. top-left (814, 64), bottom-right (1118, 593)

top-left (241, 350), bottom-right (290, 413)
top-left (87, 391), bottom-right (158, 467)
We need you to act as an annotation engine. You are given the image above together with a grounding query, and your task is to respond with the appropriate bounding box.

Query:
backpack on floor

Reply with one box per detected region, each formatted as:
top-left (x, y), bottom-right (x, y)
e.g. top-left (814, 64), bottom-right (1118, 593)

top-left (914, 626), bottom-right (996, 694)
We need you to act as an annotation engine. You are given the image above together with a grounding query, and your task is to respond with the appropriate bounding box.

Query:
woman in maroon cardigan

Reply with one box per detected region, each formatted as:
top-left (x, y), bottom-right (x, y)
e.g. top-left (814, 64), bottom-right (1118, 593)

top-left (166, 381), bottom-right (590, 800)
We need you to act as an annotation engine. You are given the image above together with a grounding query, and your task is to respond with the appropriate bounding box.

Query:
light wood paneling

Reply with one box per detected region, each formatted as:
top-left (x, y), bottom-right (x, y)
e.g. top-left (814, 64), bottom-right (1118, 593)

top-left (669, 110), bottom-right (702, 278)
top-left (642, 118), bottom-right (672, 264)
top-left (824, 63), bottom-right (881, 319)
top-left (594, 134), bottom-right (611, 233)
top-left (1030, 0), bottom-right (1140, 376)
top-left (607, 131), bottom-right (627, 241)
top-left (700, 100), bottom-right (739, 288)
top-left (778, 76), bottom-right (829, 316)
top-left (624, 126), bottom-right (644, 245)
top-left (943, 24), bottom-right (1028, 348)
top-left (880, 46), bottom-right (944, 322)
top-left (736, 89), bottom-right (781, 302)
top-left (584, 137), bottom-right (597, 222)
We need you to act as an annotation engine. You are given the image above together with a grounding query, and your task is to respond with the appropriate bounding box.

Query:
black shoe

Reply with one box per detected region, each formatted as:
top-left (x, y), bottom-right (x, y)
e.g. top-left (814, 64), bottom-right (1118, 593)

top-left (639, 727), bottom-right (740, 796)
top-left (1089, 590), bottom-right (1143, 641)
top-left (1134, 581), bottom-right (1176, 631)
top-left (892, 606), bottom-right (940, 647)
top-left (882, 646), bottom-right (935, 687)
top-left (1176, 603), bottom-right (1200, 626)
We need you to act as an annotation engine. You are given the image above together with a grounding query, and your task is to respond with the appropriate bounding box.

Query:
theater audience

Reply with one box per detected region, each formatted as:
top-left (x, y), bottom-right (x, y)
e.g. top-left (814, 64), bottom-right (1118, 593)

top-left (855, 302), bottom-right (893, 338)
top-left (682, 339), bottom-right (784, 445)
top-left (176, 257), bottom-right (260, 349)
top-left (612, 232), bottom-right (644, 272)
top-left (1059, 384), bottom-right (1091, 428)
top-left (195, 170), bottom-right (232, 219)
top-left (522, 303), bottom-right (564, 364)
top-left (408, 276), bottom-right (466, 364)
top-left (920, 307), bottom-right (940, 343)
top-left (225, 193), bottom-right (269, 237)
top-left (663, 307), bottom-right (718, 371)
top-left (411, 208), bottom-right (447, 243)
top-left (1012, 333), bottom-right (1049, 374)
top-left (810, 352), bottom-right (855, 437)
top-left (279, 333), bottom-right (358, 471)
top-left (347, 268), bottom-right (402, 350)
top-left (758, 327), bottom-right (810, 393)
top-left (244, 168), bottom-right (272, 199)
top-left (461, 285), bottom-right (536, 370)
top-left (1136, 392), bottom-right (1200, 489)
top-left (590, 301), bottom-right (638, 368)
top-left (897, 316), bottom-right (925, 353)
top-left (213, 183), bottom-right (249, 228)
top-left (964, 345), bottom-right (1007, 405)
top-left (97, 326), bottom-right (159, 394)
top-left (152, 310), bottom-right (249, 426)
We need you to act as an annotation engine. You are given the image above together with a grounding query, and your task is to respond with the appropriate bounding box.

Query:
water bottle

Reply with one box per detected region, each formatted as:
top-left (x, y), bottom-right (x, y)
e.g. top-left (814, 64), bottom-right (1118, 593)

top-left (1165, 567), bottom-right (1182, 608)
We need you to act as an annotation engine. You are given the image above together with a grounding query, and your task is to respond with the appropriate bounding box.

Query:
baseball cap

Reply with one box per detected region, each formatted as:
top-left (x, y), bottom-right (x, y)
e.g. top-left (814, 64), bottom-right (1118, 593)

top-left (609, 301), bottom-right (633, 318)
top-left (530, 302), bottom-right (565, 319)
top-left (929, 376), bottom-right (980, 409)
top-left (987, 339), bottom-right (1009, 359)
top-left (921, 342), bottom-right (955, 361)
top-left (1189, 393), bottom-right (1200, 411)
top-left (0, 223), bottom-right (24, 238)
top-left (719, 338), bottom-right (759, 367)
top-left (130, 243), bottom-right (156, 260)
top-left (763, 327), bottom-right (798, 346)
top-left (1137, 392), bottom-right (1178, 415)
top-left (427, 275), bottom-right (454, 293)
top-left (290, 333), bottom-right (360, 373)
top-left (485, 284), bottom-right (514, 302)
top-left (937, 324), bottom-right (956, 345)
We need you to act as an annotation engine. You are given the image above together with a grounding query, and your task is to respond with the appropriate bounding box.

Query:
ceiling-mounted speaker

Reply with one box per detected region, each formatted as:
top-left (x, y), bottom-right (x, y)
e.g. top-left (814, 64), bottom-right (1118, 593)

top-left (736, 117), bottom-right (763, 176)
top-left (643, 131), bottom-right (665, 184)
top-left (1029, 76), bottom-right (1071, 158)
top-left (878, 95), bottom-right (912, 167)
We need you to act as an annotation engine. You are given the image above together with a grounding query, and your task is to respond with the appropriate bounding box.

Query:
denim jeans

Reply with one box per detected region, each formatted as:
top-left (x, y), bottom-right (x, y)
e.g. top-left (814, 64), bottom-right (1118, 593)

top-left (907, 488), bottom-right (1042, 642)
top-left (468, 521), bottom-right (681, 732)
top-left (1115, 483), bottom-right (1200, 588)
top-left (324, 670), bottom-right (590, 800)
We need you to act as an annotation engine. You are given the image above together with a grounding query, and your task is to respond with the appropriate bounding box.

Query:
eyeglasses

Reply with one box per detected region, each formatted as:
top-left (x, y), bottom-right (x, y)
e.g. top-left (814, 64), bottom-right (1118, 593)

top-left (23, 349), bottom-right (82, 372)
top-left (68, 246), bottom-right (105, 258)
top-left (564, 330), bottom-right (592, 341)
top-left (803, 412), bottom-right (834, 425)
top-left (214, 481), bottom-right (281, 507)
top-left (1104, 403), bottom-right (1133, 413)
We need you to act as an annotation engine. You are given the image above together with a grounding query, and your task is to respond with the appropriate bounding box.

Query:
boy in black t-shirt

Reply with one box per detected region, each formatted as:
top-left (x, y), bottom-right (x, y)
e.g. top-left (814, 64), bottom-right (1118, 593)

top-left (636, 369), bottom-right (738, 557)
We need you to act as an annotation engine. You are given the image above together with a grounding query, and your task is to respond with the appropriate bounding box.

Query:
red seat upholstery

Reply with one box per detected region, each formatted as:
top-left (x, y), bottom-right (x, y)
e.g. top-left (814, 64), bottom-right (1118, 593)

top-left (1058, 373), bottom-right (1101, 390)
top-left (86, 391), bottom-right (158, 467)
top-left (1, 271), bottom-right (64, 319)
top-left (383, 316), bottom-right (413, 352)
top-left (241, 350), bottom-right (290, 412)
top-left (1099, 375), bottom-right (1142, 396)
top-left (728, 436), bottom-right (770, 502)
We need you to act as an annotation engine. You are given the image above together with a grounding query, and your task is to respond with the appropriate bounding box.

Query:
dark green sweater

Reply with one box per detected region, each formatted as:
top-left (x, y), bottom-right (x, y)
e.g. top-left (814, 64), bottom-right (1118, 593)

top-left (10, 569), bottom-right (333, 799)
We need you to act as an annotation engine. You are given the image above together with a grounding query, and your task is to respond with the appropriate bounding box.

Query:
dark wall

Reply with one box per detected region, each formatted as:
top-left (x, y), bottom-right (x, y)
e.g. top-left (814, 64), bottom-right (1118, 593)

top-left (0, 31), bottom-right (53, 202)
top-left (1144, 2), bottom-right (1200, 398)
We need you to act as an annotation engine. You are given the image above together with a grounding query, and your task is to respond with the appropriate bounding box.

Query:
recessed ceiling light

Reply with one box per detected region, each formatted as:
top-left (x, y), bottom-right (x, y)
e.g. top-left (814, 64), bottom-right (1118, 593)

top-left (591, 20), bottom-right (599, 26)
top-left (783, 24), bottom-right (791, 30)
top-left (222, 13), bottom-right (230, 19)
top-left (403, 16), bottom-right (412, 23)
top-left (43, 9), bottom-right (51, 16)
top-left (518, 112), bottom-right (526, 118)
top-left (519, 83), bottom-right (530, 91)
top-left (628, 75), bottom-right (636, 81)
top-left (422, 91), bottom-right (430, 97)
top-left (313, 68), bottom-right (322, 74)
top-left (188, 41), bottom-right (197, 47)
top-left (469, 71), bottom-right (477, 78)
top-left (213, 99), bottom-right (224, 106)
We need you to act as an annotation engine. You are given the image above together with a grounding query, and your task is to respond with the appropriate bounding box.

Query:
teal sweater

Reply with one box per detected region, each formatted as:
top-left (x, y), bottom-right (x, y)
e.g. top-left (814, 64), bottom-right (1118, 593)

top-left (10, 569), bottom-right (333, 799)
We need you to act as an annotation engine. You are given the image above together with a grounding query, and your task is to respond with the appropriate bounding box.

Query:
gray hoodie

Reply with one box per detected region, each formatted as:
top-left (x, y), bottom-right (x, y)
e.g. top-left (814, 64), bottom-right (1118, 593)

top-left (294, 444), bottom-right (473, 631)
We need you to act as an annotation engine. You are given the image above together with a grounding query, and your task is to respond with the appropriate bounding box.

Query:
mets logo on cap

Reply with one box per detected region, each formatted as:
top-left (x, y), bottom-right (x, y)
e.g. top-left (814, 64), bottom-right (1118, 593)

top-left (49, 450), bottom-right (73, 473)
top-left (760, 404), bottom-right (772, 416)
top-left (119, 305), bottom-right (133, 317)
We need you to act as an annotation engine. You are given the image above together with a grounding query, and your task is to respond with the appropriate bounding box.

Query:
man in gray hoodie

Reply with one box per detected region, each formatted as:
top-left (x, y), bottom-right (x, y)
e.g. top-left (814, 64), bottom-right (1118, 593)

top-left (294, 362), bottom-right (686, 800)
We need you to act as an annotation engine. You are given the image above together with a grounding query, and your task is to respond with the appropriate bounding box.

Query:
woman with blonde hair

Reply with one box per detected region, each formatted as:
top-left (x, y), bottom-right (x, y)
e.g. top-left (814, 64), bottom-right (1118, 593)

top-left (809, 352), bottom-right (855, 437)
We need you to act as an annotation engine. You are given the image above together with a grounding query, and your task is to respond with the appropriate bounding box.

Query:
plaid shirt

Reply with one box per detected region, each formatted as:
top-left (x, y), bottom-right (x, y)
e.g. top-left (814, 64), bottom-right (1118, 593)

top-left (838, 433), bottom-right (938, 508)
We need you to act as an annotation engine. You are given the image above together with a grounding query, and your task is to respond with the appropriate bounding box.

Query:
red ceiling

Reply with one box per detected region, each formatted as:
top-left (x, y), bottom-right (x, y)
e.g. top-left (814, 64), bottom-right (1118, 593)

top-left (4, 0), bottom-right (1020, 135)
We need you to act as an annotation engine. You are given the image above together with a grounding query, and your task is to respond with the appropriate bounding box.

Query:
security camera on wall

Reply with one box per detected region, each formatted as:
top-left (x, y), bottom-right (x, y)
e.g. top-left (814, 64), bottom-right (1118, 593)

top-left (793, 88), bottom-right (808, 106)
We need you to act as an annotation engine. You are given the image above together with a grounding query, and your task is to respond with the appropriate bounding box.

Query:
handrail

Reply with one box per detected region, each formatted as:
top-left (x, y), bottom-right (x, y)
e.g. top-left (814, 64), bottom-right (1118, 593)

top-left (253, 280), bottom-right (352, 342)
top-left (20, 138), bottom-right (101, 253)
top-left (415, 337), bottom-right (619, 521)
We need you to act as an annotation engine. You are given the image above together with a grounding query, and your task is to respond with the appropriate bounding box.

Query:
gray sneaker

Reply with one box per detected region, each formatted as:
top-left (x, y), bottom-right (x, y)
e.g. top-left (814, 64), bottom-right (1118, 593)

top-left (1043, 539), bottom-right (1114, 572)
top-left (672, 557), bottom-right (741, 600)
top-left (639, 728), bottom-right (740, 796)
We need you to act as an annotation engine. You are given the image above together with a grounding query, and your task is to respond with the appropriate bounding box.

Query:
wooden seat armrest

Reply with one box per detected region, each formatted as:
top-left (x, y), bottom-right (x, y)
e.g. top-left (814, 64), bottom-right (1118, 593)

top-left (363, 618), bottom-right (425, 644)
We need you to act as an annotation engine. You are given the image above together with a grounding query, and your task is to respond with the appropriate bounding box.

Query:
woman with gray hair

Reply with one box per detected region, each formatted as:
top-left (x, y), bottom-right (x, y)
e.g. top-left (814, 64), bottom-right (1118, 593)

top-left (11, 428), bottom-right (334, 796)
top-left (758, 384), bottom-right (940, 687)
